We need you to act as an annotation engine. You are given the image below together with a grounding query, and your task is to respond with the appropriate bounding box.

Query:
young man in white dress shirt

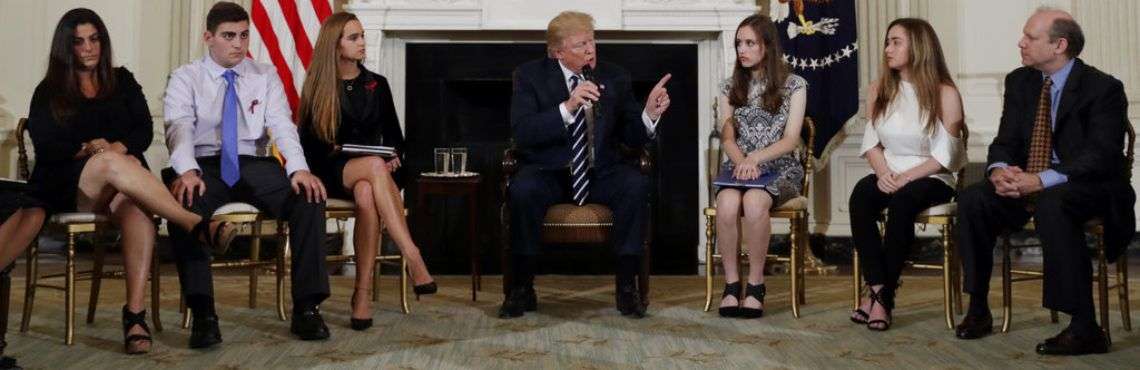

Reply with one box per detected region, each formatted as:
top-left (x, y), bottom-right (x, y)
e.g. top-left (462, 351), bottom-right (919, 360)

top-left (162, 2), bottom-right (331, 349)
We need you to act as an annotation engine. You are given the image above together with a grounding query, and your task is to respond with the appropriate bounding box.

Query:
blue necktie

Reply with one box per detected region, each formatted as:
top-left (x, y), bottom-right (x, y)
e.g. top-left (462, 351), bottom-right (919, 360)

top-left (568, 75), bottom-right (589, 206)
top-left (221, 69), bottom-right (240, 187)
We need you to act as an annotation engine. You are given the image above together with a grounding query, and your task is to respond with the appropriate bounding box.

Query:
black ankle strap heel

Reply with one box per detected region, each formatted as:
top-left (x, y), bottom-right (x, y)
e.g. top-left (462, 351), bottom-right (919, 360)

top-left (718, 281), bottom-right (743, 317)
top-left (739, 283), bottom-right (766, 318)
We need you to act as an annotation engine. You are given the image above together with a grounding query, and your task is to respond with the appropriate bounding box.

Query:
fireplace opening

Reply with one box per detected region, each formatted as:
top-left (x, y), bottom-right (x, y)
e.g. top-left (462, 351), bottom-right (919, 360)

top-left (404, 42), bottom-right (698, 275)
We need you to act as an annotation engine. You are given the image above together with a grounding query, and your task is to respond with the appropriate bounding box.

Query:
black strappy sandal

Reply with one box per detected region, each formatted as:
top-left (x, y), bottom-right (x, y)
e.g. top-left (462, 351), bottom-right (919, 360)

top-left (191, 219), bottom-right (237, 254)
top-left (718, 281), bottom-right (743, 317)
top-left (851, 286), bottom-right (871, 324)
top-left (866, 286), bottom-right (895, 331)
top-left (739, 283), bottom-right (766, 319)
top-left (122, 306), bottom-right (152, 355)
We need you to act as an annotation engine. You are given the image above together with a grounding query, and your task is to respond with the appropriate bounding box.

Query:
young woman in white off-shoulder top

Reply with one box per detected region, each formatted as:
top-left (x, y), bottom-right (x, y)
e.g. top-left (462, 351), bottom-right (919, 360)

top-left (848, 18), bottom-right (966, 331)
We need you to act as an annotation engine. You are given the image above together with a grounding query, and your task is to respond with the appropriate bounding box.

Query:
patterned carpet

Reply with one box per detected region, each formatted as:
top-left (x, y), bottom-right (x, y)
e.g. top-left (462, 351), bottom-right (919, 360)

top-left (4, 272), bottom-right (1138, 369)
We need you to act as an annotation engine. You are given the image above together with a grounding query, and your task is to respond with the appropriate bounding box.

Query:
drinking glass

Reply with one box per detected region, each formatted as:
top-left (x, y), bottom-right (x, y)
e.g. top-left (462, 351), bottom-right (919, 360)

top-left (450, 147), bottom-right (468, 174)
top-left (434, 148), bottom-right (451, 174)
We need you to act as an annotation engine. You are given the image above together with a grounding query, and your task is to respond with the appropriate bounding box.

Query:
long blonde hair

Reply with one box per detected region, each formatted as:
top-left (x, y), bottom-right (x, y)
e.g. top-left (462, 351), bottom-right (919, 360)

top-left (298, 12), bottom-right (359, 144)
top-left (870, 18), bottom-right (954, 133)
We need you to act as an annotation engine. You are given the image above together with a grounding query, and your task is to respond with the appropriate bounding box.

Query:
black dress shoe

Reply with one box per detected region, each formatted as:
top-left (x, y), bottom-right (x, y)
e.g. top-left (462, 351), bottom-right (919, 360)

top-left (955, 312), bottom-right (993, 340)
top-left (291, 308), bottom-right (331, 341)
top-left (189, 315), bottom-right (223, 349)
top-left (1035, 326), bottom-right (1109, 356)
top-left (616, 284), bottom-right (647, 319)
top-left (498, 286), bottom-right (536, 319)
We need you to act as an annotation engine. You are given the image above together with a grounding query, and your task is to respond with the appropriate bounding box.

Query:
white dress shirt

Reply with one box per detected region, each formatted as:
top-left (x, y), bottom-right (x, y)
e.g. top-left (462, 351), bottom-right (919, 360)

top-left (163, 54), bottom-right (310, 176)
top-left (555, 61), bottom-right (659, 137)
top-left (859, 80), bottom-right (965, 186)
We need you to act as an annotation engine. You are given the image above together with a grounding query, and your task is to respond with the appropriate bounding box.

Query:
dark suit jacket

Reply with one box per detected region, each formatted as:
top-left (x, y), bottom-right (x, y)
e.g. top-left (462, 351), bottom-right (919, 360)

top-left (510, 58), bottom-right (650, 171)
top-left (988, 58), bottom-right (1134, 260)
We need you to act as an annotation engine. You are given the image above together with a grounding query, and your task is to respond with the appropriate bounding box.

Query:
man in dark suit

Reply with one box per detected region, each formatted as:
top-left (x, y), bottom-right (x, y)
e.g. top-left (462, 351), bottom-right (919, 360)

top-left (953, 8), bottom-right (1133, 355)
top-left (500, 11), bottom-right (671, 319)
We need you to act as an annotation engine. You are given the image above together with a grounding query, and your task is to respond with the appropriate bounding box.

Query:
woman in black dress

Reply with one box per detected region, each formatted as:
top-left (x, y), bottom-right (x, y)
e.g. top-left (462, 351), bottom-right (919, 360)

top-left (27, 8), bottom-right (236, 354)
top-left (299, 12), bottom-right (435, 331)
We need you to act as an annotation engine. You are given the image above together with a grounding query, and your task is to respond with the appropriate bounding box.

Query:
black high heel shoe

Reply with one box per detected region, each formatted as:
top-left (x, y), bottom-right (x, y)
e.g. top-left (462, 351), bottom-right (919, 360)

top-left (866, 286), bottom-right (895, 331)
top-left (349, 290), bottom-right (372, 331)
top-left (413, 282), bottom-right (438, 298)
top-left (122, 306), bottom-right (152, 355)
top-left (739, 283), bottom-right (766, 319)
top-left (718, 281), bottom-right (742, 317)
top-left (851, 285), bottom-right (871, 324)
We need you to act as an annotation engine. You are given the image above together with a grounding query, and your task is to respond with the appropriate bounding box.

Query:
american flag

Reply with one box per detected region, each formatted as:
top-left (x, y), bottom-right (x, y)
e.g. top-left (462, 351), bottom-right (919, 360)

top-left (247, 0), bottom-right (334, 112)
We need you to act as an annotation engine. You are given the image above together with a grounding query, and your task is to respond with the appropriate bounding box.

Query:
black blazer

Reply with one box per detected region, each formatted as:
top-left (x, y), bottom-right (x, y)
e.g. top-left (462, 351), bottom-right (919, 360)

top-left (299, 67), bottom-right (406, 188)
top-left (509, 58), bottom-right (650, 170)
top-left (989, 59), bottom-right (1134, 260)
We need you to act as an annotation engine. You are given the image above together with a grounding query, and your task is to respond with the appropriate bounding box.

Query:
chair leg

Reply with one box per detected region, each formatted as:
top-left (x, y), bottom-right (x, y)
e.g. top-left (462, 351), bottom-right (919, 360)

top-left (703, 209), bottom-right (714, 312)
top-left (941, 224), bottom-right (955, 330)
top-left (1001, 235), bottom-right (1012, 333)
top-left (400, 255), bottom-right (410, 314)
top-left (796, 217), bottom-right (807, 305)
top-left (1097, 238), bottom-right (1111, 344)
top-left (65, 232), bottom-right (77, 345)
top-left (951, 236), bottom-right (964, 314)
top-left (20, 241), bottom-right (38, 333)
top-left (789, 214), bottom-right (801, 319)
top-left (250, 221), bottom-right (262, 309)
top-left (852, 249), bottom-right (861, 311)
top-left (276, 222), bottom-right (288, 321)
top-left (372, 233), bottom-right (382, 303)
top-left (1119, 254), bottom-right (1131, 331)
top-left (86, 243), bottom-right (106, 324)
top-left (150, 249), bottom-right (162, 332)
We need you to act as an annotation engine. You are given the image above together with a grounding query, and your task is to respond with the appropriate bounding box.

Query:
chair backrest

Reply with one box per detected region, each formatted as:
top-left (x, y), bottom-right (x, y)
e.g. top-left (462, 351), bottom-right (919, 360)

top-left (708, 114), bottom-right (815, 199)
top-left (954, 128), bottom-right (970, 193)
top-left (15, 118), bottom-right (30, 181)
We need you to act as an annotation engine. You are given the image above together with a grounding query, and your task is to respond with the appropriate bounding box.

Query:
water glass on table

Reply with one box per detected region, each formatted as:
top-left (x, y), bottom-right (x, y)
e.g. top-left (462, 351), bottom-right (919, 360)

top-left (450, 147), bottom-right (468, 175)
top-left (434, 148), bottom-right (451, 175)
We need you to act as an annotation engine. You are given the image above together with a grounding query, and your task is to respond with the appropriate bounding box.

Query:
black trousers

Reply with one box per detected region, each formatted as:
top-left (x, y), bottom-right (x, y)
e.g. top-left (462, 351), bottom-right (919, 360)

top-left (508, 164), bottom-right (648, 256)
top-left (163, 156), bottom-right (330, 310)
top-left (956, 180), bottom-right (1106, 316)
top-left (849, 174), bottom-right (955, 287)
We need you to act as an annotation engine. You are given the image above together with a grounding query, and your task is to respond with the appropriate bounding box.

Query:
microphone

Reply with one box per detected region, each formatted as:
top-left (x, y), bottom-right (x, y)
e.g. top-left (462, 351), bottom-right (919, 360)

top-left (580, 65), bottom-right (601, 118)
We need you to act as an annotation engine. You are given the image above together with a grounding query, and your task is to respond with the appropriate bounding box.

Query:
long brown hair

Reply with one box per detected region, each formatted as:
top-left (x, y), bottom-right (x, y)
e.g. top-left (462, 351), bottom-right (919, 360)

top-left (298, 12), bottom-right (359, 144)
top-left (870, 18), bottom-right (955, 133)
top-left (42, 8), bottom-right (117, 124)
top-left (728, 13), bottom-right (789, 114)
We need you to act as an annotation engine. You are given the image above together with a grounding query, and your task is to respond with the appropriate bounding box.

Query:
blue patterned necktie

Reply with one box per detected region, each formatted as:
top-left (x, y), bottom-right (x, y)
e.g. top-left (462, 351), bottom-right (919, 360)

top-left (568, 75), bottom-right (589, 206)
top-left (221, 69), bottom-right (240, 187)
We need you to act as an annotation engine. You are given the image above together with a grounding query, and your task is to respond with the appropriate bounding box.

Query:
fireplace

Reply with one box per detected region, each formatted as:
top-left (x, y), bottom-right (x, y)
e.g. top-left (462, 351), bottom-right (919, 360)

top-left (347, 0), bottom-right (758, 269)
top-left (404, 43), bottom-right (699, 274)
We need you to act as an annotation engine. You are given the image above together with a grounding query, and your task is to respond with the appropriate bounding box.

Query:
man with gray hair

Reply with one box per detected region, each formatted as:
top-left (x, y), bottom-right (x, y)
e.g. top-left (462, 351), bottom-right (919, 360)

top-left (501, 11), bottom-right (672, 319)
top-left (953, 8), bottom-right (1132, 355)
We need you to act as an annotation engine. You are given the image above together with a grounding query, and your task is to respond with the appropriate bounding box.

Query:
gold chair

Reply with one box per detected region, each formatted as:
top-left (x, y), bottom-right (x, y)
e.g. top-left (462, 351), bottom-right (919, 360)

top-left (15, 118), bottom-right (162, 345)
top-left (178, 203), bottom-right (288, 327)
top-left (500, 145), bottom-right (653, 307)
top-left (321, 198), bottom-right (410, 314)
top-left (1000, 123), bottom-right (1134, 342)
top-left (851, 130), bottom-right (969, 329)
top-left (702, 118), bottom-right (814, 318)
